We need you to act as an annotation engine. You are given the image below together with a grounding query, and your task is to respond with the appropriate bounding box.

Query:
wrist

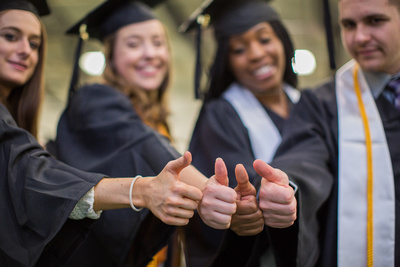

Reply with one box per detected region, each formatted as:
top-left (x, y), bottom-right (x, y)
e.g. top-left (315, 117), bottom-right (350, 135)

top-left (129, 176), bottom-right (143, 211)
top-left (130, 176), bottom-right (153, 209)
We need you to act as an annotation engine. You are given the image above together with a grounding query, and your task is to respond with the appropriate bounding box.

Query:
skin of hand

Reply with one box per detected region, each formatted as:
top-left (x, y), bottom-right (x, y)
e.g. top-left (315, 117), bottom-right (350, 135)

top-left (230, 164), bottom-right (264, 236)
top-left (255, 159), bottom-right (297, 228)
top-left (197, 158), bottom-right (238, 229)
top-left (94, 151), bottom-right (203, 226)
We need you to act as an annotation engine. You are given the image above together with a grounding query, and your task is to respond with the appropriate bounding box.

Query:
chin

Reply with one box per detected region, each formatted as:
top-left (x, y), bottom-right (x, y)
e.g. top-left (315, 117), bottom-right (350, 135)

top-left (139, 85), bottom-right (161, 91)
top-left (357, 60), bottom-right (383, 73)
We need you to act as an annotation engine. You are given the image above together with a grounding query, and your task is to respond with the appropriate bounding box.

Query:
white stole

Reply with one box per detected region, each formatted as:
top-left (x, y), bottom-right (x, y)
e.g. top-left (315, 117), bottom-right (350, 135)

top-left (222, 82), bottom-right (300, 162)
top-left (336, 60), bottom-right (395, 266)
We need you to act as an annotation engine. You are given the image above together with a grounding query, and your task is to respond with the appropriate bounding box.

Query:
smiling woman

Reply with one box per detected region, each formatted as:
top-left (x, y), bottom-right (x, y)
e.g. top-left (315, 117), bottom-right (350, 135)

top-left (102, 17), bottom-right (171, 131)
top-left (0, 9), bottom-right (44, 138)
top-left (0, 11), bottom-right (40, 91)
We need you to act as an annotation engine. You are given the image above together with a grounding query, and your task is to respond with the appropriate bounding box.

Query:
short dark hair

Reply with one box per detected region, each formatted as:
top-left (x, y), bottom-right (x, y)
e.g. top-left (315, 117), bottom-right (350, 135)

top-left (338, 0), bottom-right (400, 9)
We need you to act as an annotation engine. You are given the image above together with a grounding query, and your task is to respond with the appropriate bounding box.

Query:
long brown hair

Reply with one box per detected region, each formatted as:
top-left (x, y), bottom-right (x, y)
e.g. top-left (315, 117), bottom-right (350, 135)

top-left (0, 10), bottom-right (46, 139)
top-left (101, 25), bottom-right (172, 134)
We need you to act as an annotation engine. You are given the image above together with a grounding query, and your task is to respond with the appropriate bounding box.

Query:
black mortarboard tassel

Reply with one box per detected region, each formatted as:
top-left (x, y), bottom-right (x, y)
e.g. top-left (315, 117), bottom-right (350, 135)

top-left (0, 0), bottom-right (50, 17)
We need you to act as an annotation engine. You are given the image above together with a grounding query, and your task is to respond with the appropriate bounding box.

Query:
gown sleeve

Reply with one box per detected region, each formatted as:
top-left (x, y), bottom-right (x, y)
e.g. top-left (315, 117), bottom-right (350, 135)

top-left (189, 99), bottom-right (261, 187)
top-left (0, 104), bottom-right (103, 266)
top-left (46, 84), bottom-right (180, 267)
top-left (269, 84), bottom-right (338, 267)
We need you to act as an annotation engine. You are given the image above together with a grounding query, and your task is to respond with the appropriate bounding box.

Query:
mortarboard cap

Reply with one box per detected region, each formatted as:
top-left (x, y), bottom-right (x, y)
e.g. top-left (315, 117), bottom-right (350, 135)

top-left (66, 0), bottom-right (165, 103)
top-left (0, 0), bottom-right (50, 17)
top-left (66, 0), bottom-right (164, 41)
top-left (179, 0), bottom-right (278, 40)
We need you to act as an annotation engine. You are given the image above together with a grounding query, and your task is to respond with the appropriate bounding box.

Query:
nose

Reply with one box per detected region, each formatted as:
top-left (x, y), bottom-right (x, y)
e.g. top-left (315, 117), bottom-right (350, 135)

top-left (354, 24), bottom-right (371, 44)
top-left (16, 38), bottom-right (33, 58)
top-left (142, 42), bottom-right (157, 58)
top-left (248, 41), bottom-right (265, 61)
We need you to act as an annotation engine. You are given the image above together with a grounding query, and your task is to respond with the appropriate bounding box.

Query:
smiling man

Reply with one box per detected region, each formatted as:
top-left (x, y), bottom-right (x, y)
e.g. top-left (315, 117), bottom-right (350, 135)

top-left (263, 0), bottom-right (400, 266)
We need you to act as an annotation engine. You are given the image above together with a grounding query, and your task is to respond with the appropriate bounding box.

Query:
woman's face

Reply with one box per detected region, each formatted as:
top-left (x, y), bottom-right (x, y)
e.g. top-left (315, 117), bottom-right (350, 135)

top-left (112, 19), bottom-right (170, 91)
top-left (228, 22), bottom-right (286, 95)
top-left (0, 10), bottom-right (41, 96)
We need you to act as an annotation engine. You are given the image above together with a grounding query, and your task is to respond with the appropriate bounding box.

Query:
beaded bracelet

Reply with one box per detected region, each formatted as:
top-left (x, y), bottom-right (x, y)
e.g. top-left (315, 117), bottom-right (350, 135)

top-left (129, 176), bottom-right (143, 212)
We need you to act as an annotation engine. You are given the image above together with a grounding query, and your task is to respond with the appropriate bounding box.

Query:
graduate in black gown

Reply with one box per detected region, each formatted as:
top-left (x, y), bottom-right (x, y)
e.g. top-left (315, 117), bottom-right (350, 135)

top-left (47, 0), bottom-right (241, 266)
top-left (179, 0), bottom-right (300, 265)
top-left (0, 1), bottom-right (206, 266)
top-left (214, 0), bottom-right (400, 266)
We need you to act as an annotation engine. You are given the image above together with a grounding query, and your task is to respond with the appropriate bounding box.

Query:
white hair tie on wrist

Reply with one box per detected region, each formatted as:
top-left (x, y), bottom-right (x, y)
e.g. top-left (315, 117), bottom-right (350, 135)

top-left (129, 176), bottom-right (143, 212)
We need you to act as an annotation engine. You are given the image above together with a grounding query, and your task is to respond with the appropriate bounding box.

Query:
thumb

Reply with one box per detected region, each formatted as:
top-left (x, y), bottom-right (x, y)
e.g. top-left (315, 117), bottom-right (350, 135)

top-left (234, 164), bottom-right (254, 196)
top-left (253, 159), bottom-right (288, 186)
top-left (214, 158), bottom-right (229, 186)
top-left (165, 151), bottom-right (192, 180)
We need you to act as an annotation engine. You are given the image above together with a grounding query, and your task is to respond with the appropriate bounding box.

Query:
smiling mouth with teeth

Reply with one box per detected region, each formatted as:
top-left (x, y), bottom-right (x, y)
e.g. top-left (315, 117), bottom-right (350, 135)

top-left (254, 65), bottom-right (272, 76)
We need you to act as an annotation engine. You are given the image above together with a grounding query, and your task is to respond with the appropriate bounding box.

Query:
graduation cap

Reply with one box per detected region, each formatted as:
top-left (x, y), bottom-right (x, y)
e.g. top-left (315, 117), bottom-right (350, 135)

top-left (0, 0), bottom-right (50, 17)
top-left (179, 0), bottom-right (281, 99)
top-left (66, 0), bottom-right (164, 102)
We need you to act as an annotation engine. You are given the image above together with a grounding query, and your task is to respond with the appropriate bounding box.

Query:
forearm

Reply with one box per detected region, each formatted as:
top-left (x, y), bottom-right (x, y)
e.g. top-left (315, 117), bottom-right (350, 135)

top-left (179, 165), bottom-right (208, 191)
top-left (93, 177), bottom-right (136, 211)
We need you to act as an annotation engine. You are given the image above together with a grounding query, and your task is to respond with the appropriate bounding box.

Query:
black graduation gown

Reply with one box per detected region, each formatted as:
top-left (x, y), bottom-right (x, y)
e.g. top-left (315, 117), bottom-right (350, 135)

top-left (47, 84), bottom-right (181, 267)
top-left (0, 104), bottom-right (103, 267)
top-left (186, 98), bottom-right (286, 267)
top-left (213, 79), bottom-right (400, 267)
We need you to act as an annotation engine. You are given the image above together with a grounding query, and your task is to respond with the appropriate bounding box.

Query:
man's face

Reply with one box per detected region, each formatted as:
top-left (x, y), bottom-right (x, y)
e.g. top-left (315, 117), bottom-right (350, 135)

top-left (339, 0), bottom-right (400, 74)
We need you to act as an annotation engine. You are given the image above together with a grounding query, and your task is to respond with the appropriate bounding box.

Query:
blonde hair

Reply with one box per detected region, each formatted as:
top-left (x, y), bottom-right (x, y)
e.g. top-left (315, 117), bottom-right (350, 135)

top-left (0, 10), bottom-right (46, 139)
top-left (101, 25), bottom-right (172, 133)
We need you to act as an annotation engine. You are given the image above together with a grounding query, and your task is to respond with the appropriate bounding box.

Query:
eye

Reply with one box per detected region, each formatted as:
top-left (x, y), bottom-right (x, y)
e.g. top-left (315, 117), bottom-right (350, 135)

top-left (153, 39), bottom-right (165, 47)
top-left (231, 47), bottom-right (246, 55)
top-left (127, 41), bottom-right (139, 48)
top-left (367, 17), bottom-right (386, 26)
top-left (29, 41), bottom-right (40, 50)
top-left (341, 20), bottom-right (356, 30)
top-left (259, 37), bottom-right (271, 45)
top-left (1, 33), bottom-right (18, 42)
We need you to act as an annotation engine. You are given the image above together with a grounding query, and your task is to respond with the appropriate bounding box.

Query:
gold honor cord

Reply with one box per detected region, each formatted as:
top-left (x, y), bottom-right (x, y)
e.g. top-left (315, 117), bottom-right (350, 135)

top-left (353, 64), bottom-right (374, 267)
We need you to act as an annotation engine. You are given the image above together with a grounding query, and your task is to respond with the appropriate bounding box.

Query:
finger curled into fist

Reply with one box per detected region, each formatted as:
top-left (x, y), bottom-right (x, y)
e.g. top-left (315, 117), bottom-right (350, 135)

top-left (254, 159), bottom-right (297, 228)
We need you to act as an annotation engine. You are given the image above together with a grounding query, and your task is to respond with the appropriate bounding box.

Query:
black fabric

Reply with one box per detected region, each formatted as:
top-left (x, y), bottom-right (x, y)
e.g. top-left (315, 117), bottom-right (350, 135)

top-left (0, 104), bottom-right (103, 266)
top-left (271, 81), bottom-right (338, 267)
top-left (0, 0), bottom-right (50, 16)
top-left (47, 84), bottom-right (180, 266)
top-left (208, 229), bottom-right (265, 267)
top-left (66, 1), bottom-right (163, 41)
top-left (36, 218), bottom-right (93, 267)
top-left (213, 0), bottom-right (279, 41)
top-left (185, 97), bottom-right (288, 267)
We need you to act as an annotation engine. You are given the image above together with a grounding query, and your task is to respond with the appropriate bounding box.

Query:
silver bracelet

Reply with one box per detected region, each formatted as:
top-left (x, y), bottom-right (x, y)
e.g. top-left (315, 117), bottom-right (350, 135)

top-left (129, 176), bottom-right (143, 212)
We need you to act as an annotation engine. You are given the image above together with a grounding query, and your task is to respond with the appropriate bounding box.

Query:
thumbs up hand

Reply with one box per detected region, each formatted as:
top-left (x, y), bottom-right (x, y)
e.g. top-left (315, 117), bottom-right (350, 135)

top-left (198, 158), bottom-right (237, 229)
top-left (140, 151), bottom-right (203, 226)
top-left (230, 164), bottom-right (264, 236)
top-left (255, 159), bottom-right (297, 228)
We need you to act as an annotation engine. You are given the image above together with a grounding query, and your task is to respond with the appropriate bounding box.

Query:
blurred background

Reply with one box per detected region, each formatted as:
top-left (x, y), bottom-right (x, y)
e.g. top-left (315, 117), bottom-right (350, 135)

top-left (39, 0), bottom-right (349, 152)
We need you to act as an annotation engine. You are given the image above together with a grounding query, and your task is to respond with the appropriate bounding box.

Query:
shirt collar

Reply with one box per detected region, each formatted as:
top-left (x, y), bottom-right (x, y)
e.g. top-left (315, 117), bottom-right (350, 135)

top-left (363, 70), bottom-right (400, 99)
